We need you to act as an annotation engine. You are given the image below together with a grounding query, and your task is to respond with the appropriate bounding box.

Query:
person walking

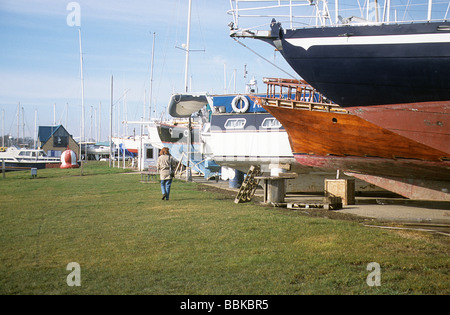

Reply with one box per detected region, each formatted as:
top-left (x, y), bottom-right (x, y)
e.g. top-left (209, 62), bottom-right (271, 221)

top-left (157, 147), bottom-right (177, 201)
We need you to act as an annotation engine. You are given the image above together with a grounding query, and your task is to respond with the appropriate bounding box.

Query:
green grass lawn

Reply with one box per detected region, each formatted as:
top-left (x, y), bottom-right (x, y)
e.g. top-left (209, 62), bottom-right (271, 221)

top-left (0, 162), bottom-right (448, 295)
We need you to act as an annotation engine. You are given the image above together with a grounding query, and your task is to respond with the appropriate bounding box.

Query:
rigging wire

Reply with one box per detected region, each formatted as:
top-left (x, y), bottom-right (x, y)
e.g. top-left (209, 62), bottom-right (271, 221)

top-left (445, 0), bottom-right (450, 19)
top-left (231, 37), bottom-right (298, 80)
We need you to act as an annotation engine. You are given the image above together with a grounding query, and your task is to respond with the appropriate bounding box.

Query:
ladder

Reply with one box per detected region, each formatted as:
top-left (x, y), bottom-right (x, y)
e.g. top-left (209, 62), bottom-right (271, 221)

top-left (234, 165), bottom-right (262, 204)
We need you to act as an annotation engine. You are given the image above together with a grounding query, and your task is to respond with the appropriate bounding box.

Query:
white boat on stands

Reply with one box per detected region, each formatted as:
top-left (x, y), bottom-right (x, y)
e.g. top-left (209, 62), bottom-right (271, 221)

top-left (0, 147), bottom-right (61, 171)
top-left (154, 81), bottom-right (379, 192)
top-left (146, 104), bottom-right (221, 180)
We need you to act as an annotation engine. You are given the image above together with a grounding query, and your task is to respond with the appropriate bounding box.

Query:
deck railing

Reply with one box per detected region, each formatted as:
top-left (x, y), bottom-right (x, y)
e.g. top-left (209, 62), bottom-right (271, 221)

top-left (228, 0), bottom-right (450, 30)
top-left (252, 78), bottom-right (347, 113)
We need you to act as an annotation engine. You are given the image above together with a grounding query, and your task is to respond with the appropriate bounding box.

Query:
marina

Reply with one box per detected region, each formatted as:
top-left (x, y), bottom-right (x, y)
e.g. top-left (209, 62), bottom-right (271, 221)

top-left (1, 0), bottom-right (449, 297)
top-left (2, 0), bottom-right (449, 203)
top-left (1, 0), bottom-right (448, 210)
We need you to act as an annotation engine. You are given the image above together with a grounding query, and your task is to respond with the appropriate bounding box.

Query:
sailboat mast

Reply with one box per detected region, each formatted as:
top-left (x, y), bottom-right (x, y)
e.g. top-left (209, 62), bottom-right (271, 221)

top-left (335, 0), bottom-right (339, 24)
top-left (1, 109), bottom-right (4, 147)
top-left (149, 32), bottom-right (156, 120)
top-left (79, 28), bottom-right (85, 173)
top-left (109, 75), bottom-right (113, 168)
top-left (22, 107), bottom-right (24, 147)
top-left (427, 0), bottom-right (433, 21)
top-left (34, 110), bottom-right (37, 149)
top-left (184, 0), bottom-right (192, 93)
top-left (185, 0), bottom-right (193, 181)
top-left (17, 102), bottom-right (20, 146)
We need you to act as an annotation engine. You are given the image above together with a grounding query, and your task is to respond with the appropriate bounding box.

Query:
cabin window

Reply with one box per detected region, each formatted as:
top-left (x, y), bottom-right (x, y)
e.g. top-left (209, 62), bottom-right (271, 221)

top-left (19, 151), bottom-right (31, 156)
top-left (261, 118), bottom-right (282, 129)
top-left (146, 148), bottom-right (154, 159)
top-left (224, 118), bottom-right (246, 129)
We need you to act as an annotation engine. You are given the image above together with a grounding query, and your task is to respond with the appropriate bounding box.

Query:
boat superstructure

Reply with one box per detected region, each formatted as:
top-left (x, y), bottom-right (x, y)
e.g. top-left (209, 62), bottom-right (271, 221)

top-left (162, 83), bottom-right (381, 192)
top-left (0, 147), bottom-right (61, 171)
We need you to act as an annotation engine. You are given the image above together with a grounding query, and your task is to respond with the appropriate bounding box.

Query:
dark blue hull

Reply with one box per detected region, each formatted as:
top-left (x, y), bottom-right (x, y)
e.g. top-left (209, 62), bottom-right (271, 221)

top-left (3, 162), bottom-right (50, 171)
top-left (273, 21), bottom-right (450, 107)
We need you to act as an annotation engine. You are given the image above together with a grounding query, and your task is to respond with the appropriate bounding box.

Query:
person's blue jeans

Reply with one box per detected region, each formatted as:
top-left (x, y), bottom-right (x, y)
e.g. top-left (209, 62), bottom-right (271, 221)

top-left (160, 179), bottom-right (172, 200)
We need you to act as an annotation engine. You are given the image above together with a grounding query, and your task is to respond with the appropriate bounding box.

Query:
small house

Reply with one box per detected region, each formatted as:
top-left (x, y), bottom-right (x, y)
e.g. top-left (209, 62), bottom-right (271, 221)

top-left (38, 125), bottom-right (79, 157)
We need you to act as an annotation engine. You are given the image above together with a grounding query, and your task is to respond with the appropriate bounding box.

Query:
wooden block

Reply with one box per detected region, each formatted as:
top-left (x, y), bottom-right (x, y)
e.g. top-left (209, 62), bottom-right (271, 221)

top-left (324, 179), bottom-right (355, 205)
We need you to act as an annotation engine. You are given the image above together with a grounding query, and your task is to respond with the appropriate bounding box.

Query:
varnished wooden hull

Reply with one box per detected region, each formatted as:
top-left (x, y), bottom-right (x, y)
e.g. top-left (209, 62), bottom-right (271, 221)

top-left (263, 103), bottom-right (450, 200)
top-left (347, 101), bottom-right (449, 155)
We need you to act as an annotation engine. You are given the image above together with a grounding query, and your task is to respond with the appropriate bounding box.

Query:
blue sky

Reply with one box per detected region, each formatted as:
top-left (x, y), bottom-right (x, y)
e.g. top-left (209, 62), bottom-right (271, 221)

top-left (0, 0), bottom-right (295, 142)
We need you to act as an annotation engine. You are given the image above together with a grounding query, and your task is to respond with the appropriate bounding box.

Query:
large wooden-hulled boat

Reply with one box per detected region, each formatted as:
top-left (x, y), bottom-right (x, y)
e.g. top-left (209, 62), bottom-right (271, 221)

top-left (253, 78), bottom-right (450, 200)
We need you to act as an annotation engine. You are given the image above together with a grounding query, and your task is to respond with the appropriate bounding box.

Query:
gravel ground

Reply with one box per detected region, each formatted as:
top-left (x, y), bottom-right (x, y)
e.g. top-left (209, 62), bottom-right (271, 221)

top-left (193, 177), bottom-right (450, 226)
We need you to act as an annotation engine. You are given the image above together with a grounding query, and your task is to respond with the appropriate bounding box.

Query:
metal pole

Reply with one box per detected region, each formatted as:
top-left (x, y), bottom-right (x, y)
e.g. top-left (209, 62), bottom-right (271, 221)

top-left (79, 29), bottom-right (85, 175)
top-left (139, 119), bottom-right (143, 171)
top-left (98, 101), bottom-right (101, 142)
top-left (34, 110), bottom-right (37, 149)
top-left (117, 145), bottom-right (120, 169)
top-left (427, 0), bottom-right (433, 21)
top-left (22, 107), bottom-right (24, 146)
top-left (110, 76), bottom-right (113, 167)
top-left (149, 32), bottom-right (156, 120)
top-left (17, 102), bottom-right (20, 146)
top-left (1, 109), bottom-right (4, 147)
top-left (184, 0), bottom-right (192, 94)
top-left (185, 0), bottom-right (193, 182)
top-left (386, 0), bottom-right (390, 23)
top-left (290, 0), bottom-right (293, 29)
top-left (186, 117), bottom-right (192, 181)
top-left (335, 0), bottom-right (339, 24)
